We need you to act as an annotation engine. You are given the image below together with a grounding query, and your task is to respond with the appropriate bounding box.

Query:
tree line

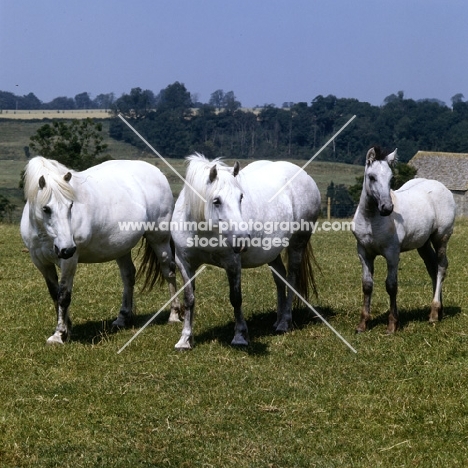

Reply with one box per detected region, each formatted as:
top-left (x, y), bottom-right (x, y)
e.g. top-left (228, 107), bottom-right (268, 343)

top-left (0, 90), bottom-right (116, 111)
top-left (109, 85), bottom-right (468, 163)
top-left (2, 84), bottom-right (468, 163)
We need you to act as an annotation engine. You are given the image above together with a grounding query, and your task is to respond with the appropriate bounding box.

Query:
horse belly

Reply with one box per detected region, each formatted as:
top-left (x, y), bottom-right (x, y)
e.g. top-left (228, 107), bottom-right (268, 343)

top-left (240, 240), bottom-right (285, 268)
top-left (76, 237), bottom-right (139, 263)
top-left (398, 222), bottom-right (434, 252)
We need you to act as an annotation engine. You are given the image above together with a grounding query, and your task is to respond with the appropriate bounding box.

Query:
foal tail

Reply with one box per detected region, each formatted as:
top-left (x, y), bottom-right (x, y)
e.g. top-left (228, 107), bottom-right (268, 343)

top-left (295, 240), bottom-right (320, 304)
top-left (136, 237), bottom-right (165, 292)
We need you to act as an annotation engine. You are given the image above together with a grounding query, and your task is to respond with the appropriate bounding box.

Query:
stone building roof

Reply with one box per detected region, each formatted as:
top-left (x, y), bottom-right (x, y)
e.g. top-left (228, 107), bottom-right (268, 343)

top-left (409, 151), bottom-right (468, 192)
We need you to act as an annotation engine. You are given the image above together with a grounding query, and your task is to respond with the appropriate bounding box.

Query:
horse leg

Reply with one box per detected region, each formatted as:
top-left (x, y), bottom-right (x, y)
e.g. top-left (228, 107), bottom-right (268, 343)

top-left (146, 234), bottom-right (181, 322)
top-left (36, 262), bottom-right (59, 311)
top-left (226, 261), bottom-right (249, 346)
top-left (429, 235), bottom-right (450, 323)
top-left (385, 253), bottom-right (399, 334)
top-left (112, 252), bottom-right (136, 328)
top-left (47, 259), bottom-right (77, 344)
top-left (268, 255), bottom-right (287, 331)
top-left (356, 245), bottom-right (375, 333)
top-left (174, 256), bottom-right (196, 350)
top-left (278, 233), bottom-right (313, 333)
top-left (35, 262), bottom-right (61, 343)
top-left (417, 240), bottom-right (440, 322)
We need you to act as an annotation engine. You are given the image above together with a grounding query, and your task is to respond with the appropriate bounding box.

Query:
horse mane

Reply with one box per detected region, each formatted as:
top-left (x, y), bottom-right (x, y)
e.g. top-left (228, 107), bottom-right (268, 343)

top-left (24, 156), bottom-right (75, 208)
top-left (369, 146), bottom-right (386, 161)
top-left (183, 153), bottom-right (240, 222)
top-left (367, 146), bottom-right (397, 164)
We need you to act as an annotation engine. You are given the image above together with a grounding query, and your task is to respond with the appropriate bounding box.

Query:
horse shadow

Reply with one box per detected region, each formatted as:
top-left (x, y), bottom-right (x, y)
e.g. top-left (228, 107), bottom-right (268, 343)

top-left (70, 310), bottom-right (172, 345)
top-left (70, 306), bottom-right (336, 352)
top-left (365, 305), bottom-right (461, 331)
top-left (193, 305), bottom-right (336, 355)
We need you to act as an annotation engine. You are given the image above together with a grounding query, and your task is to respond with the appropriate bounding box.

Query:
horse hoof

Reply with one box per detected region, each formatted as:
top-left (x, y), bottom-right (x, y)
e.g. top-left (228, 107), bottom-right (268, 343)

top-left (175, 345), bottom-right (191, 352)
top-left (175, 337), bottom-right (193, 350)
top-left (274, 324), bottom-right (290, 334)
top-left (46, 334), bottom-right (64, 345)
top-left (231, 336), bottom-right (249, 346)
top-left (168, 313), bottom-right (182, 323)
top-left (112, 317), bottom-right (127, 328)
top-left (428, 312), bottom-right (441, 323)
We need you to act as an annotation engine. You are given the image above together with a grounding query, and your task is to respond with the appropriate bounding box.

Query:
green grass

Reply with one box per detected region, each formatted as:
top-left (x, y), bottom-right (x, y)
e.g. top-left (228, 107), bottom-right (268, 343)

top-left (1, 219), bottom-right (468, 467)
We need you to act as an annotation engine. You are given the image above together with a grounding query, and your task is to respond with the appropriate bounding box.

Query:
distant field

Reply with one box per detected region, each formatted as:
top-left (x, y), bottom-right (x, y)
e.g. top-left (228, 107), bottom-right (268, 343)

top-left (0, 119), bottom-right (144, 161)
top-left (0, 109), bottom-right (111, 120)
top-left (0, 118), bottom-right (363, 221)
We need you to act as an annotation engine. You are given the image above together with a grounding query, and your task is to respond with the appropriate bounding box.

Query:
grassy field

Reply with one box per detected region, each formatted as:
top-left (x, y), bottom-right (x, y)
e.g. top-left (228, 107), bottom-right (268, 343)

top-left (0, 119), bottom-right (147, 217)
top-left (1, 217), bottom-right (468, 467)
top-left (0, 119), bottom-right (148, 161)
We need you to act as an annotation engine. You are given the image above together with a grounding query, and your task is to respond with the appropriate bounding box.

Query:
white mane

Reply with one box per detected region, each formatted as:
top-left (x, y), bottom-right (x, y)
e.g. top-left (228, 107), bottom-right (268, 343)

top-left (24, 156), bottom-right (75, 209)
top-left (183, 153), bottom-right (241, 222)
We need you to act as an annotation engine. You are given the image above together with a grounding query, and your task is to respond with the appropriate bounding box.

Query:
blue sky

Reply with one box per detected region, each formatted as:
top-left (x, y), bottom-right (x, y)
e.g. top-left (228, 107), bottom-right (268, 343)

top-left (1, 0), bottom-right (467, 107)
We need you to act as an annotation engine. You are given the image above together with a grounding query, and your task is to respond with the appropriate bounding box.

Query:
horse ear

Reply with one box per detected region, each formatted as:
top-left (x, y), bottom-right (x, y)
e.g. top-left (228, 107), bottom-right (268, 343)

top-left (64, 172), bottom-right (72, 182)
top-left (366, 148), bottom-right (376, 165)
top-left (39, 175), bottom-right (46, 189)
top-left (386, 148), bottom-right (398, 166)
top-left (233, 161), bottom-right (240, 177)
top-left (209, 165), bottom-right (217, 183)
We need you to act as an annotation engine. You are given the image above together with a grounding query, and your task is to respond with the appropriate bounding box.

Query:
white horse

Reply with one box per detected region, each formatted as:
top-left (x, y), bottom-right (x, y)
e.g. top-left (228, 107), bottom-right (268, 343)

top-left (164, 154), bottom-right (321, 350)
top-left (352, 146), bottom-right (456, 333)
top-left (21, 156), bottom-right (180, 344)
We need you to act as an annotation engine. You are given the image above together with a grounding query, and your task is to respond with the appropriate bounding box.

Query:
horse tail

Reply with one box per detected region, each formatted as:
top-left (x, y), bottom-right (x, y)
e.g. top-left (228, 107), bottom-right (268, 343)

top-left (136, 237), bottom-right (164, 292)
top-left (170, 235), bottom-right (175, 260)
top-left (294, 239), bottom-right (320, 305)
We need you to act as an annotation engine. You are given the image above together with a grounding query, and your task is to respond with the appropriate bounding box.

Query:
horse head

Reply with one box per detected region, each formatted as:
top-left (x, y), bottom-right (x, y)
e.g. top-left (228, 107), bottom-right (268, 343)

top-left (185, 154), bottom-right (250, 253)
top-left (364, 147), bottom-right (398, 216)
top-left (25, 157), bottom-right (77, 260)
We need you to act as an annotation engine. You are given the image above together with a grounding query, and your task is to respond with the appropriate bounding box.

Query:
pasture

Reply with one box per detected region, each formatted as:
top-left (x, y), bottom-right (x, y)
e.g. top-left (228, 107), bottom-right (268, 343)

top-left (1, 218), bottom-right (468, 467)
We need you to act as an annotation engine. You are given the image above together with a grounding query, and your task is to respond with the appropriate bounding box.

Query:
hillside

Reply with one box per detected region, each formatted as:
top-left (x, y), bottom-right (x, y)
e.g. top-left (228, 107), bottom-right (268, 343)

top-left (0, 119), bottom-right (363, 222)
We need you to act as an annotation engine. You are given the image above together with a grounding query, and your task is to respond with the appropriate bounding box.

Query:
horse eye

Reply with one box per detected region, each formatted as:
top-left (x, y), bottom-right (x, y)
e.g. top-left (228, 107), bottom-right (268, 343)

top-left (240, 194), bottom-right (243, 202)
top-left (213, 197), bottom-right (221, 206)
top-left (70, 201), bottom-right (74, 209)
top-left (43, 206), bottom-right (52, 215)
top-left (368, 175), bottom-right (376, 182)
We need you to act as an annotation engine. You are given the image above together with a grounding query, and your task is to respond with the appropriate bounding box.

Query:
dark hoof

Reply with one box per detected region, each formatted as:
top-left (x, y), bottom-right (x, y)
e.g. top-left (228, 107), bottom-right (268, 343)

top-left (231, 336), bottom-right (249, 347)
top-left (274, 323), bottom-right (291, 334)
top-left (112, 316), bottom-right (129, 328)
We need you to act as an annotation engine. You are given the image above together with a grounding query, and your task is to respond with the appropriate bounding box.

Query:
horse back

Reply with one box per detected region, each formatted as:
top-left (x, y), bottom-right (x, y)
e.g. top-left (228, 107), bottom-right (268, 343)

top-left (239, 160), bottom-right (321, 221)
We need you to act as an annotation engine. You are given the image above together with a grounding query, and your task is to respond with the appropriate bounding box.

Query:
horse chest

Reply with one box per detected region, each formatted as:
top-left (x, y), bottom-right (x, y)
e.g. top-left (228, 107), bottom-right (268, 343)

top-left (353, 216), bottom-right (397, 254)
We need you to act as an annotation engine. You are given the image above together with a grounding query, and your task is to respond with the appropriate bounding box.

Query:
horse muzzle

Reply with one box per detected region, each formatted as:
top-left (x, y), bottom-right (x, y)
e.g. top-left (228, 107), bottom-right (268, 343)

top-left (55, 245), bottom-right (77, 259)
top-left (379, 205), bottom-right (394, 216)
